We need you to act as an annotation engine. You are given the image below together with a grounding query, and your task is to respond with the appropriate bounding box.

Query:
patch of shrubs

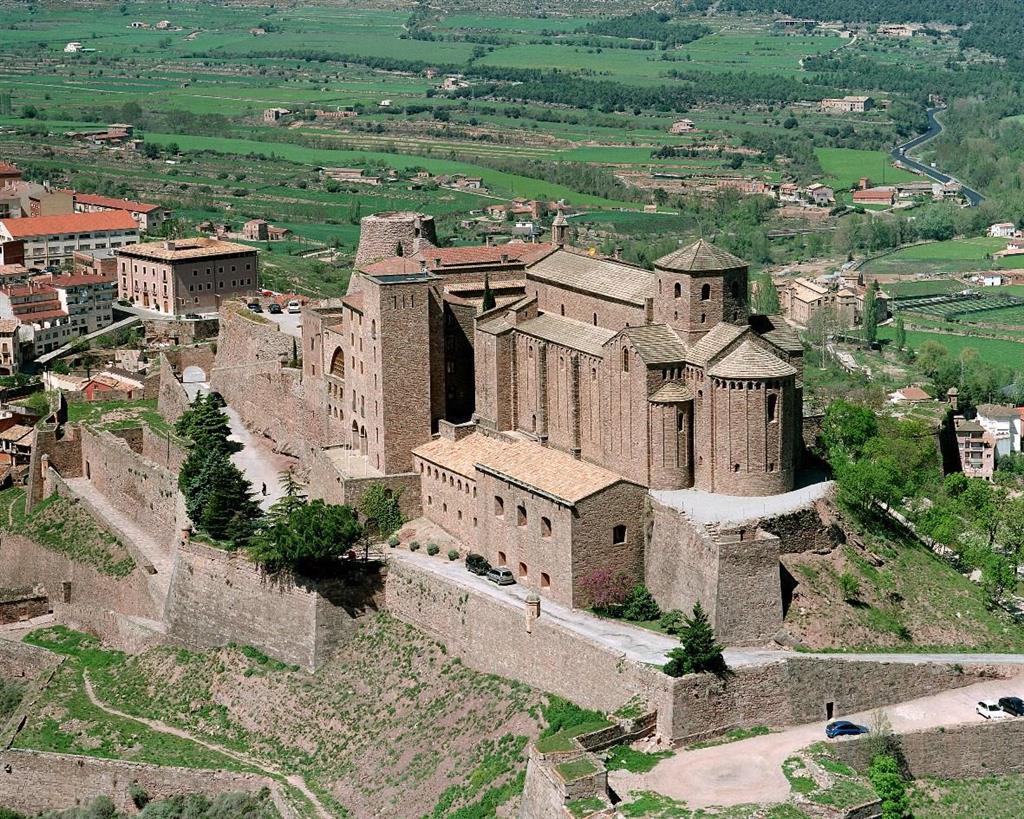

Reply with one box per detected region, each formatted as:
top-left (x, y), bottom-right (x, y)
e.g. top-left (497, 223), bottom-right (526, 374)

top-left (447, 548), bottom-right (459, 561)
top-left (426, 543), bottom-right (440, 556)
top-left (409, 541), bottom-right (421, 552)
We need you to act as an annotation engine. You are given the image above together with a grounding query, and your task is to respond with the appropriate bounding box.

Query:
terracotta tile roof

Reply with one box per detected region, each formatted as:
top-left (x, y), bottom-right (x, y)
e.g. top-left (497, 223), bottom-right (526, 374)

top-left (19, 308), bottom-right (68, 322)
top-left (52, 273), bottom-right (115, 287)
top-left (895, 386), bottom-right (931, 402)
top-left (414, 243), bottom-right (554, 269)
top-left (413, 432), bottom-right (514, 479)
top-left (526, 249), bottom-right (654, 306)
top-left (118, 236), bottom-right (254, 261)
top-left (0, 264), bottom-right (28, 277)
top-left (341, 292), bottom-right (363, 312)
top-left (955, 418), bottom-right (984, 433)
top-left (615, 324), bottom-right (687, 365)
top-left (360, 257), bottom-right (423, 276)
top-left (655, 239), bottom-right (746, 273)
top-left (708, 339), bottom-right (797, 379)
top-left (790, 278), bottom-right (828, 298)
top-left (0, 211), bottom-right (138, 238)
top-left (516, 311), bottom-right (615, 357)
top-left (0, 424), bottom-right (32, 442)
top-left (752, 314), bottom-right (803, 355)
top-left (687, 323), bottom-right (747, 367)
top-left (0, 319), bottom-right (19, 333)
top-left (976, 403), bottom-right (1020, 420)
top-left (650, 381), bottom-right (694, 403)
top-left (479, 439), bottom-right (630, 504)
top-left (74, 193), bottom-right (159, 213)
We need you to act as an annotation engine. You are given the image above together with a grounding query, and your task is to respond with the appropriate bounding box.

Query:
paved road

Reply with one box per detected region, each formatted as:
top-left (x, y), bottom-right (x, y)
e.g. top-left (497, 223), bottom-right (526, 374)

top-left (615, 674), bottom-right (1024, 808)
top-left (263, 310), bottom-right (302, 339)
top-left (891, 107), bottom-right (984, 206)
top-left (389, 539), bottom-right (1024, 669)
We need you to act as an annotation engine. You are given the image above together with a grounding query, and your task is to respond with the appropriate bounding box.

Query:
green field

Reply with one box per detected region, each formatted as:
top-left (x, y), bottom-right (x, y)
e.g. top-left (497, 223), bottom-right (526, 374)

top-left (877, 325), bottom-right (1024, 367)
top-left (816, 148), bottom-right (920, 190)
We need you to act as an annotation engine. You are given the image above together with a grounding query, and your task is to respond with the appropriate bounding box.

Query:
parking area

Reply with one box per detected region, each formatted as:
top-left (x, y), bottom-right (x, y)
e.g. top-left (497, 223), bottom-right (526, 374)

top-left (260, 308), bottom-right (302, 338)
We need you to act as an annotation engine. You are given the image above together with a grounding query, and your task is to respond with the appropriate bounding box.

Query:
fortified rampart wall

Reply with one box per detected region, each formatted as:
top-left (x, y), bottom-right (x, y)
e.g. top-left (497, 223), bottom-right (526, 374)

top-left (833, 719), bottom-right (1024, 779)
top-left (0, 749), bottom-right (274, 816)
top-left (164, 539), bottom-right (384, 672)
top-left (385, 558), bottom-right (1000, 744)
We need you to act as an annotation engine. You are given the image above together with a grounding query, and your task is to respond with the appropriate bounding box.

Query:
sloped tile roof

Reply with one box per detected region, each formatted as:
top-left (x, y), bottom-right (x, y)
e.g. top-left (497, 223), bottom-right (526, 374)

top-left (649, 381), bottom-right (694, 403)
top-left (516, 312), bottom-right (615, 357)
top-left (615, 324), bottom-right (687, 365)
top-left (119, 237), bottom-right (252, 260)
top-left (413, 433), bottom-right (515, 479)
top-left (655, 239), bottom-right (746, 273)
top-left (754, 315), bottom-right (803, 355)
top-left (74, 193), bottom-right (160, 213)
top-left (0, 211), bottom-right (137, 238)
top-left (976, 403), bottom-right (1020, 420)
top-left (526, 249), bottom-right (654, 306)
top-left (687, 323), bottom-right (747, 367)
top-left (708, 339), bottom-right (797, 379)
top-left (478, 440), bottom-right (628, 504)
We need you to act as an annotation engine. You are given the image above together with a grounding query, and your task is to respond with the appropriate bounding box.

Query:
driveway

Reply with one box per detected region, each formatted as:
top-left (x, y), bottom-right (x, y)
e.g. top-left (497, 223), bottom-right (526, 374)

top-left (263, 310), bottom-right (302, 339)
top-left (615, 674), bottom-right (1024, 808)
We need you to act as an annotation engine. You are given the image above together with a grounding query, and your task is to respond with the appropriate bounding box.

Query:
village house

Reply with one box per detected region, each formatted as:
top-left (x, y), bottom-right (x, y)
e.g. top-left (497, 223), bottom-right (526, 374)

top-left (0, 211), bottom-right (139, 269)
top-left (315, 109), bottom-right (357, 121)
top-left (820, 95), bottom-right (875, 113)
top-left (73, 192), bottom-right (171, 233)
top-left (116, 237), bottom-right (257, 316)
top-left (64, 42), bottom-right (84, 53)
top-left (323, 168), bottom-right (380, 186)
top-left (989, 222), bottom-right (1018, 239)
top-left (853, 186), bottom-right (896, 206)
top-left (669, 119), bottom-right (696, 134)
top-left (0, 167), bottom-right (74, 220)
top-left (889, 386), bottom-right (931, 404)
top-left (954, 417), bottom-right (996, 480)
top-left (242, 219), bottom-right (290, 241)
top-left (805, 183), bottom-right (834, 206)
top-left (0, 280), bottom-right (72, 357)
top-left (974, 404), bottom-right (1022, 460)
top-left (0, 424), bottom-right (33, 466)
top-left (0, 319), bottom-right (21, 375)
top-left (263, 108), bottom-right (290, 124)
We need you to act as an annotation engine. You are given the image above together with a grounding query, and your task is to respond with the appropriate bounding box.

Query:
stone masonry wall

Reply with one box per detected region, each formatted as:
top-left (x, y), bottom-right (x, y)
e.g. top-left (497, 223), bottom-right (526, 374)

top-left (164, 540), bottom-right (383, 672)
top-left (0, 749), bottom-right (274, 816)
top-left (79, 427), bottom-right (183, 553)
top-left (0, 533), bottom-right (159, 651)
top-left (156, 354), bottom-right (190, 424)
top-left (832, 719), bottom-right (1024, 779)
top-left (0, 638), bottom-right (58, 682)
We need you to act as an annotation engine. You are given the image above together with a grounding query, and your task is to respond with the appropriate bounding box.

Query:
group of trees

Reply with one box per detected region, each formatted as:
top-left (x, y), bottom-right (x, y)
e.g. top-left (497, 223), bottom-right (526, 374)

top-left (174, 394), bottom-right (402, 576)
top-left (176, 393), bottom-right (262, 546)
top-left (581, 13), bottom-right (710, 48)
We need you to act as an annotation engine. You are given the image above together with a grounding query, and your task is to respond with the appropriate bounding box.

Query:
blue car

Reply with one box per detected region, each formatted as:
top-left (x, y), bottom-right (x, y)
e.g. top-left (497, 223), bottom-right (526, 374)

top-left (825, 720), bottom-right (870, 739)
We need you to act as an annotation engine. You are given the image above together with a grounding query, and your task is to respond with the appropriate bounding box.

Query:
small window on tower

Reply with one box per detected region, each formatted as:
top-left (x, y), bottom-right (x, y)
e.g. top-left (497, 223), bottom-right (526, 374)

top-left (674, 282), bottom-right (681, 298)
top-left (701, 283), bottom-right (711, 301)
top-left (622, 348), bottom-right (630, 372)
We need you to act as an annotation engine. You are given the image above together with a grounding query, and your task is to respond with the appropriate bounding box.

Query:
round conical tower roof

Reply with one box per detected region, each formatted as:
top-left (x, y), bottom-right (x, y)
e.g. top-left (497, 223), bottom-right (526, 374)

top-left (655, 239), bottom-right (746, 273)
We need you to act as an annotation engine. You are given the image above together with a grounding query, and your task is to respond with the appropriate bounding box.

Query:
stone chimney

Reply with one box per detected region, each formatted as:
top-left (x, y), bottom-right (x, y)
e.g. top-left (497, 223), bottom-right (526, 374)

top-left (419, 258), bottom-right (427, 273)
top-left (947, 387), bottom-right (959, 412)
top-left (500, 252), bottom-right (509, 264)
top-left (164, 240), bottom-right (176, 252)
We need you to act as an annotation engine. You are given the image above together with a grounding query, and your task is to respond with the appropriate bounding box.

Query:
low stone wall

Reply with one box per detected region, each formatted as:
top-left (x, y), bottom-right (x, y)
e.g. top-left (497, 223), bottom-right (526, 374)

top-left (833, 718), bottom-right (1024, 779)
top-left (0, 749), bottom-right (274, 815)
top-left (165, 539), bottom-right (384, 672)
top-left (306, 448), bottom-right (422, 519)
top-left (145, 317), bottom-right (220, 346)
top-left (0, 638), bottom-right (58, 682)
top-left (0, 586), bottom-right (48, 625)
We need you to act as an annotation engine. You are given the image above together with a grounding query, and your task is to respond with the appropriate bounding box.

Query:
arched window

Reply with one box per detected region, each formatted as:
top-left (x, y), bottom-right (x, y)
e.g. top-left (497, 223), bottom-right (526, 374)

top-left (494, 496), bottom-right (505, 517)
top-left (622, 347), bottom-right (630, 373)
top-left (700, 283), bottom-right (711, 301)
top-left (541, 516), bottom-right (552, 538)
top-left (516, 504), bottom-right (527, 527)
top-left (518, 562), bottom-right (528, 579)
top-left (612, 525), bottom-right (627, 545)
top-left (370, 319), bottom-right (377, 339)
top-left (674, 282), bottom-right (681, 298)
top-left (330, 348), bottom-right (345, 378)
top-left (767, 393), bottom-right (778, 423)
top-left (396, 243), bottom-right (404, 257)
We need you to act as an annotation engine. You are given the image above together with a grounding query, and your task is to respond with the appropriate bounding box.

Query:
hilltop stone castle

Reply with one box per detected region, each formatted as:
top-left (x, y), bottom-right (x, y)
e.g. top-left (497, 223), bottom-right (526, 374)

top-left (302, 211), bottom-right (813, 642)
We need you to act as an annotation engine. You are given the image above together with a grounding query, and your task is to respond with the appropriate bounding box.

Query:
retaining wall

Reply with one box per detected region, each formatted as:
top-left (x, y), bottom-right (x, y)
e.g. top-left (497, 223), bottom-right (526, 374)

top-left (164, 539), bottom-right (384, 672)
top-left (833, 718), bottom-right (1024, 779)
top-left (0, 749), bottom-right (274, 815)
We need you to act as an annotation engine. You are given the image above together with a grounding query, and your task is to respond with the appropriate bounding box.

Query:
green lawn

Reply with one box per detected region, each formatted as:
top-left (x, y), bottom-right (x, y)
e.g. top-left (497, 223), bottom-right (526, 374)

top-left (882, 237), bottom-right (1006, 262)
top-left (816, 148), bottom-right (920, 190)
top-left (877, 325), bottom-right (1024, 369)
top-left (911, 775), bottom-right (1024, 818)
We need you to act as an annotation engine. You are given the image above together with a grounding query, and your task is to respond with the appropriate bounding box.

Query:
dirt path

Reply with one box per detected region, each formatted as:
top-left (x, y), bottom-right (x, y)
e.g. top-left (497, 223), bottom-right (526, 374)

top-left (82, 674), bottom-right (333, 819)
top-left (613, 673), bottom-right (1024, 808)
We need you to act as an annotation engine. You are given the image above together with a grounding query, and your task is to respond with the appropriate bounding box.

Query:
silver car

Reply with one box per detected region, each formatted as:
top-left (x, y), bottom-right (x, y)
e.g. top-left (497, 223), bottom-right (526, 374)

top-left (486, 567), bottom-right (515, 586)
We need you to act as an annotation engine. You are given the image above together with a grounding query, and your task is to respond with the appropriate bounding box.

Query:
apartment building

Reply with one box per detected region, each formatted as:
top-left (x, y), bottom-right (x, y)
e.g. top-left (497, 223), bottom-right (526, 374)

top-left (0, 211), bottom-right (139, 269)
top-left (73, 193), bottom-right (172, 233)
top-left (116, 237), bottom-right (258, 316)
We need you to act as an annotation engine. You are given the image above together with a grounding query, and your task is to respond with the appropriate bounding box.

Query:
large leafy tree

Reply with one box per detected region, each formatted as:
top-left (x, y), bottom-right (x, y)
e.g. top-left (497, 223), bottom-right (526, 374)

top-left (663, 602), bottom-right (726, 677)
top-left (250, 500), bottom-right (363, 575)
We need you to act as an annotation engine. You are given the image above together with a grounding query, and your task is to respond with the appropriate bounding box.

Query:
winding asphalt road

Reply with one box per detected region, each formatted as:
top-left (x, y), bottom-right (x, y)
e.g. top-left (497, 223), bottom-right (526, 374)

top-left (891, 107), bottom-right (984, 206)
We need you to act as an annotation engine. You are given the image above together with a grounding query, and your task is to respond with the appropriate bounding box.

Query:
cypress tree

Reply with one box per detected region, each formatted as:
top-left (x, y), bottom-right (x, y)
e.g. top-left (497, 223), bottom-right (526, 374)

top-left (663, 602), bottom-right (726, 677)
top-left (482, 273), bottom-right (496, 311)
top-left (863, 280), bottom-right (879, 344)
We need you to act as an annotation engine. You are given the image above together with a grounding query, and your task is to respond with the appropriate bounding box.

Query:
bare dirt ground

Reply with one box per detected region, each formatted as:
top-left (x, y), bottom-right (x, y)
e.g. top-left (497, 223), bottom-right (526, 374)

top-left (613, 674), bottom-right (1024, 808)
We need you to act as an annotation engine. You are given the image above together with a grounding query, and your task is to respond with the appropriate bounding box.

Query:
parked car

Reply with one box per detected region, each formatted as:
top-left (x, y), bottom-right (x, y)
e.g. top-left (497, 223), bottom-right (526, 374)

top-left (485, 567), bottom-right (515, 586)
top-left (287, 299), bottom-right (301, 314)
top-left (267, 302), bottom-right (283, 314)
top-left (184, 312), bottom-right (201, 320)
top-left (247, 302), bottom-right (263, 313)
top-left (466, 553), bottom-right (491, 576)
top-left (977, 700), bottom-right (1010, 720)
top-left (998, 696), bottom-right (1024, 717)
top-left (825, 720), bottom-right (870, 738)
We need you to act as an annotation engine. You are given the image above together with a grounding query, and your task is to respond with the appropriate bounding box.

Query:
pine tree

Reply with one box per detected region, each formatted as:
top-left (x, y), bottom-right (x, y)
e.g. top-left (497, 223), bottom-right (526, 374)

top-left (482, 273), bottom-right (496, 311)
top-left (198, 456), bottom-right (260, 543)
top-left (267, 468), bottom-right (307, 523)
top-left (863, 280), bottom-right (879, 345)
top-left (663, 602), bottom-right (726, 677)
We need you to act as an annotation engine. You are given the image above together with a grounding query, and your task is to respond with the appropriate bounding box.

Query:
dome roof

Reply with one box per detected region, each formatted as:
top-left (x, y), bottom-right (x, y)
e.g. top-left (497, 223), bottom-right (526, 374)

top-left (655, 239), bottom-right (746, 273)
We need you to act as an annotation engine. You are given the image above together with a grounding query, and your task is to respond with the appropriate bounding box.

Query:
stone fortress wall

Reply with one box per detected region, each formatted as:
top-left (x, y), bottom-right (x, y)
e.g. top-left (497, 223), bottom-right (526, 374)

top-left (0, 750), bottom-right (276, 816)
